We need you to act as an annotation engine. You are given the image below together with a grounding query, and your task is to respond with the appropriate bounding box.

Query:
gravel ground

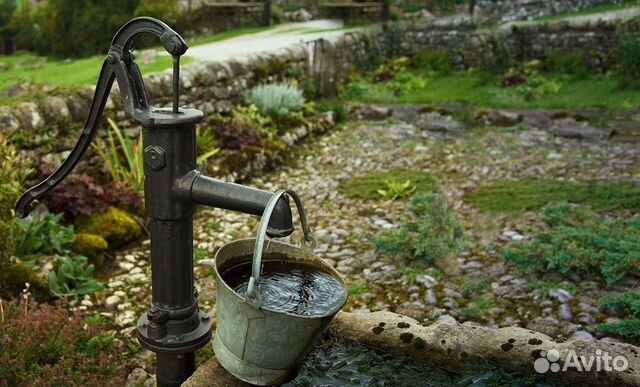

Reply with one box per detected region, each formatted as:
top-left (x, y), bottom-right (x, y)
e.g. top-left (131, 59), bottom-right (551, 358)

top-left (83, 114), bottom-right (640, 385)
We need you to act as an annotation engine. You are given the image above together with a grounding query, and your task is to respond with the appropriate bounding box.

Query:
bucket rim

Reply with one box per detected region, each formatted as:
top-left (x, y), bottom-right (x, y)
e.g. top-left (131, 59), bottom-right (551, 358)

top-left (214, 238), bottom-right (348, 319)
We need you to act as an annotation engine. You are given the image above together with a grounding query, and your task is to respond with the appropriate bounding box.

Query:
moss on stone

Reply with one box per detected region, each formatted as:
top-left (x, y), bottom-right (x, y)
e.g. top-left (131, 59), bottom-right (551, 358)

top-left (76, 207), bottom-right (142, 248)
top-left (0, 263), bottom-right (49, 300)
top-left (72, 233), bottom-right (108, 267)
top-left (339, 170), bottom-right (439, 200)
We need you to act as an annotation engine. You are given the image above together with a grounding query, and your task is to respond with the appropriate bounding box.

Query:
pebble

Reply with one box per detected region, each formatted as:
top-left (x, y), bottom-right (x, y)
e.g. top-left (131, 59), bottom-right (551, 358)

top-left (425, 289), bottom-right (438, 305)
top-left (437, 314), bottom-right (457, 324)
top-left (558, 304), bottom-right (573, 321)
top-left (572, 330), bottom-right (595, 341)
top-left (81, 299), bottom-right (94, 307)
top-left (108, 280), bottom-right (125, 288)
top-left (415, 274), bottom-right (438, 287)
top-left (126, 367), bottom-right (149, 387)
top-left (119, 262), bottom-right (135, 271)
top-left (549, 288), bottom-right (573, 303)
top-left (105, 295), bottom-right (122, 310)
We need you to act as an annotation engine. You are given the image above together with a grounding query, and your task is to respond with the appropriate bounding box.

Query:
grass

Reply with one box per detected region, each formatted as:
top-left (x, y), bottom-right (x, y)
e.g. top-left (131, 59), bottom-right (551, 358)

top-left (0, 26), bottom-right (272, 92)
top-left (465, 178), bottom-right (640, 214)
top-left (459, 298), bottom-right (497, 321)
top-left (534, 0), bottom-right (640, 22)
top-left (343, 71), bottom-right (640, 111)
top-left (347, 283), bottom-right (369, 296)
top-left (0, 51), bottom-right (192, 91)
top-left (339, 170), bottom-right (438, 200)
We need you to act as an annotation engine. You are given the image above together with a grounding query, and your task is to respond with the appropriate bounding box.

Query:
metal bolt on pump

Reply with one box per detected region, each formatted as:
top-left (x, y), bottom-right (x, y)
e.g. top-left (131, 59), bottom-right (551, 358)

top-left (15, 17), bottom-right (294, 387)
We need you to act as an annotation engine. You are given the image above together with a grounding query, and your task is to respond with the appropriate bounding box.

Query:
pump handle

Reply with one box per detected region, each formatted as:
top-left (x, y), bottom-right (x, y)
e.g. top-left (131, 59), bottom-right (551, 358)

top-left (15, 17), bottom-right (186, 218)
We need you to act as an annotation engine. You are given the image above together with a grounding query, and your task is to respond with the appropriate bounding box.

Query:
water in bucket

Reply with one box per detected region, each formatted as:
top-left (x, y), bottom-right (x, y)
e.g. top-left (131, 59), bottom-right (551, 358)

top-left (221, 258), bottom-right (347, 316)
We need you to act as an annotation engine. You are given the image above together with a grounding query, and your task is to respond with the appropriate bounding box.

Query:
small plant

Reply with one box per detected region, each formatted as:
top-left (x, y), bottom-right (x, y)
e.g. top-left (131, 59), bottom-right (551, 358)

top-left (196, 126), bottom-right (219, 164)
top-left (374, 193), bottom-right (464, 263)
top-left (347, 283), bottom-right (369, 296)
top-left (460, 298), bottom-right (497, 321)
top-left (378, 179), bottom-right (416, 200)
top-left (340, 170), bottom-right (437, 200)
top-left (45, 174), bottom-right (143, 221)
top-left (94, 118), bottom-right (144, 193)
top-left (462, 278), bottom-right (491, 297)
top-left (0, 299), bottom-right (124, 386)
top-left (232, 104), bottom-right (278, 139)
top-left (214, 121), bottom-right (261, 150)
top-left (513, 73), bottom-right (561, 101)
top-left (315, 101), bottom-right (347, 124)
top-left (11, 213), bottom-right (75, 258)
top-left (501, 203), bottom-right (640, 285)
top-left (597, 291), bottom-right (640, 342)
top-left (246, 83), bottom-right (304, 118)
top-left (48, 255), bottom-right (104, 297)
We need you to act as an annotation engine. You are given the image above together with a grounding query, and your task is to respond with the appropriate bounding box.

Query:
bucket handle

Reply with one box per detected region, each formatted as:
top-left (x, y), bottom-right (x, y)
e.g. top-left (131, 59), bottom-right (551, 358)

top-left (245, 189), bottom-right (316, 307)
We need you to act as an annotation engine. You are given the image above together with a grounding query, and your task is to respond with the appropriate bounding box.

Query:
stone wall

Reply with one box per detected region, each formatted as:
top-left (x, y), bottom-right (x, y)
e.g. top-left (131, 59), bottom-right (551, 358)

top-left (475, 0), bottom-right (621, 23)
top-left (2, 18), bottom-right (639, 143)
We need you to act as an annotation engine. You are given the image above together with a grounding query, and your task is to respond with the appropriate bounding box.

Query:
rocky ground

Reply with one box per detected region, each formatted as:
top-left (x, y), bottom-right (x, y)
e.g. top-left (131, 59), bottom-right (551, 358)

top-left (82, 105), bottom-right (640, 385)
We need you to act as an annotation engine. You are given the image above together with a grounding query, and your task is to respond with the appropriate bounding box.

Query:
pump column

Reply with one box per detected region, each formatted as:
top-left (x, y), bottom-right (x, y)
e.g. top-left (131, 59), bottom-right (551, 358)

top-left (136, 108), bottom-right (212, 387)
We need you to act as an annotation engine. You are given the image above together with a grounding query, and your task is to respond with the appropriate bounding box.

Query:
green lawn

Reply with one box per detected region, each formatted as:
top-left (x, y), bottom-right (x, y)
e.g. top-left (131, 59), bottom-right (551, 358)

top-left (0, 26), bottom-right (270, 93)
top-left (0, 52), bottom-right (191, 90)
top-left (535, 0), bottom-right (640, 22)
top-left (343, 72), bottom-right (640, 111)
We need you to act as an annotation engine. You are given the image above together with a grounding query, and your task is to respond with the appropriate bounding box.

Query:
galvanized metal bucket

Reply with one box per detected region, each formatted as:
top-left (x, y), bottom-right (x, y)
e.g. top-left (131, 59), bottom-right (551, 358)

top-left (213, 189), bottom-right (347, 386)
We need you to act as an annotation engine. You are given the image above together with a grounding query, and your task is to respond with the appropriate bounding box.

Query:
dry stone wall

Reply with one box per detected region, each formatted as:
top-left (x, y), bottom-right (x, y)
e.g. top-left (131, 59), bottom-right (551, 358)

top-left (2, 18), bottom-right (639, 141)
top-left (475, 0), bottom-right (622, 23)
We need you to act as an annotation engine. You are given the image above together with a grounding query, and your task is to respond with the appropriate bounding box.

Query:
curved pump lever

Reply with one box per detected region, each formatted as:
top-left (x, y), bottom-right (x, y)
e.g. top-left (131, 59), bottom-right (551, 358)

top-left (15, 17), bottom-right (187, 218)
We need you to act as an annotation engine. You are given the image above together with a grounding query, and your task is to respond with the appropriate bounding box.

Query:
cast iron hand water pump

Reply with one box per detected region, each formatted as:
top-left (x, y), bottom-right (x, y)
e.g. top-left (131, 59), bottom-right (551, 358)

top-left (14, 17), bottom-right (296, 387)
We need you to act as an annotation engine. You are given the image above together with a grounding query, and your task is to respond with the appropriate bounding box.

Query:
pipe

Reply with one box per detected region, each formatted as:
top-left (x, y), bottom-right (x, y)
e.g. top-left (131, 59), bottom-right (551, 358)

top-left (175, 171), bottom-right (294, 238)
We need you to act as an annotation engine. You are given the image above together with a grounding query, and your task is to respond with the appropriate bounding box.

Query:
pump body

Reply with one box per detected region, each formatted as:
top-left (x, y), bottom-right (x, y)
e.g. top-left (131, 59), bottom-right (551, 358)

top-left (15, 17), bottom-right (294, 387)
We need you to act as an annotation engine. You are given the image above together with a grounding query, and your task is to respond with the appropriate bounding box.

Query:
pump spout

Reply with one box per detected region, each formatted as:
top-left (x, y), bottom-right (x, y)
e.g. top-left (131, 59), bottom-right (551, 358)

top-left (175, 171), bottom-right (294, 238)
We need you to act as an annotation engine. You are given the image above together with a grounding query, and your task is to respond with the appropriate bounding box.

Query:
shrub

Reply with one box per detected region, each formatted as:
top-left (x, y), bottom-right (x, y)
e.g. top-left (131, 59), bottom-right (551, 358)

top-left (544, 51), bottom-right (589, 78)
top-left (412, 49), bottom-right (453, 74)
top-left (0, 299), bottom-right (124, 386)
top-left (44, 174), bottom-right (143, 221)
top-left (214, 121), bottom-right (261, 150)
top-left (501, 203), bottom-right (640, 285)
top-left (513, 74), bottom-right (561, 101)
top-left (617, 34), bottom-right (640, 78)
top-left (232, 104), bottom-right (278, 139)
top-left (374, 193), bottom-right (464, 263)
top-left (597, 292), bottom-right (640, 342)
top-left (29, 0), bottom-right (138, 58)
top-left (246, 84), bottom-right (304, 118)
top-left (48, 255), bottom-right (104, 297)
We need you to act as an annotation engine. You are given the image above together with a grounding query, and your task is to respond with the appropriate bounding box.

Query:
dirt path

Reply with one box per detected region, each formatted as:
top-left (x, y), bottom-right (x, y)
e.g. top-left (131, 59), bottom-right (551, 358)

top-left (185, 19), bottom-right (365, 63)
